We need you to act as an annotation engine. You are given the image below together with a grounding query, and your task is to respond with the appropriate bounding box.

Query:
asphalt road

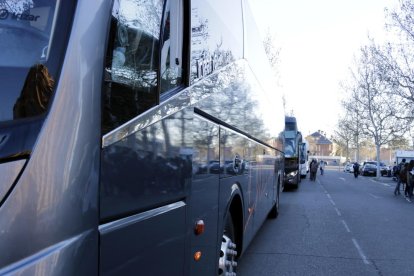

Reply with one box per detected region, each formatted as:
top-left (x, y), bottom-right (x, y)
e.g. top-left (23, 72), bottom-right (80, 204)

top-left (237, 167), bottom-right (414, 276)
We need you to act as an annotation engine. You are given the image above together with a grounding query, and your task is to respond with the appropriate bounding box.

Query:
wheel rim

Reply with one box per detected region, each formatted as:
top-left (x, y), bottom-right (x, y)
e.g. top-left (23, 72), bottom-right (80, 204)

top-left (218, 234), bottom-right (237, 275)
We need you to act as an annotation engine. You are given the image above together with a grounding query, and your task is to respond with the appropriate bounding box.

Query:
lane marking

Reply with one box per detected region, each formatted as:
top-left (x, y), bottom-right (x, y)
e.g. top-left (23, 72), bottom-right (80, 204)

top-left (339, 177), bottom-right (346, 182)
top-left (368, 193), bottom-right (381, 199)
top-left (322, 177), bottom-right (370, 266)
top-left (370, 179), bottom-right (391, 187)
top-left (352, 238), bottom-right (370, 265)
top-left (341, 220), bottom-right (351, 232)
top-left (334, 207), bottom-right (342, 216)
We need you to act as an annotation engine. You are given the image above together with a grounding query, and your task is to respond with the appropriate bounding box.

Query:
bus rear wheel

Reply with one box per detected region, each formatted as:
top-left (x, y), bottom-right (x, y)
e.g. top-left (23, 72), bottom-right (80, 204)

top-left (268, 180), bottom-right (280, 219)
top-left (218, 215), bottom-right (238, 275)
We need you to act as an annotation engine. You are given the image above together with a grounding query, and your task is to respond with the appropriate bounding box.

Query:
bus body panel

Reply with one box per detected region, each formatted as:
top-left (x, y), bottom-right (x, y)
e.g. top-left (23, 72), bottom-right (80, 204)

top-left (0, 231), bottom-right (98, 276)
top-left (99, 202), bottom-right (187, 275)
top-left (100, 109), bottom-right (193, 221)
top-left (190, 115), bottom-right (220, 275)
top-left (0, 0), bottom-right (110, 270)
top-left (0, 0), bottom-right (284, 275)
top-left (99, 108), bottom-right (192, 274)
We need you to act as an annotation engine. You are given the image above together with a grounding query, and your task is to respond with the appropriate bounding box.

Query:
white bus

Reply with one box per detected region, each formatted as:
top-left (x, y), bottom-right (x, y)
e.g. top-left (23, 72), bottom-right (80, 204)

top-left (299, 139), bottom-right (309, 178)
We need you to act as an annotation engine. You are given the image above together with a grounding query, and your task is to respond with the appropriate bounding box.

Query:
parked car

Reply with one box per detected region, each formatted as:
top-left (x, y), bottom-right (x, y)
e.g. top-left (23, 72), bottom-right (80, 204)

top-left (380, 165), bottom-right (392, 177)
top-left (361, 163), bottom-right (377, 176)
top-left (343, 164), bottom-right (351, 172)
top-left (360, 161), bottom-right (385, 174)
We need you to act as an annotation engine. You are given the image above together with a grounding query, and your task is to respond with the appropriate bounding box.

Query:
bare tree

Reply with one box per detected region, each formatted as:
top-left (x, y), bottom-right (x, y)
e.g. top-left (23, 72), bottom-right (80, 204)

top-left (372, 43), bottom-right (414, 121)
top-left (372, 0), bottom-right (414, 122)
top-left (340, 77), bottom-right (366, 163)
top-left (345, 44), bottom-right (408, 177)
top-left (333, 117), bottom-right (354, 161)
top-left (388, 136), bottom-right (411, 150)
top-left (386, 0), bottom-right (414, 41)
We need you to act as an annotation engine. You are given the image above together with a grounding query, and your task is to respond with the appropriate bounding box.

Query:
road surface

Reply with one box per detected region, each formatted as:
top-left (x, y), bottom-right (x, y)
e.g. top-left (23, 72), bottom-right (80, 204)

top-left (238, 167), bottom-right (414, 275)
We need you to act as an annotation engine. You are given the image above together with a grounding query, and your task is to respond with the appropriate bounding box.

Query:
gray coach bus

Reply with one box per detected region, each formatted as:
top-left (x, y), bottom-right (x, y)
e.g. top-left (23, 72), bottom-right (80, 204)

top-left (283, 116), bottom-right (301, 189)
top-left (0, 0), bottom-right (285, 275)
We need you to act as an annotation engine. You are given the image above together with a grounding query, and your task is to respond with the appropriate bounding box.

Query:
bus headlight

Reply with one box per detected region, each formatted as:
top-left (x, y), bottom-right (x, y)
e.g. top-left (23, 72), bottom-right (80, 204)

top-left (287, 171), bottom-right (298, 177)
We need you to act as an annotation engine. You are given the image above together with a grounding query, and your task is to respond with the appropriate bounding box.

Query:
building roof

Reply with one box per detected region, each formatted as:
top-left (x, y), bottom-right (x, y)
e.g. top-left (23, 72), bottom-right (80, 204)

top-left (308, 131), bottom-right (332, 145)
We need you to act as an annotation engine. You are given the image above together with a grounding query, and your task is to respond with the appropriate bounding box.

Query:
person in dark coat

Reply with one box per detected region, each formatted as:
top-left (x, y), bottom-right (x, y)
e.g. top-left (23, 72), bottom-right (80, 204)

top-left (353, 162), bottom-right (360, 178)
top-left (406, 160), bottom-right (414, 202)
top-left (309, 159), bottom-right (318, 181)
top-left (400, 163), bottom-right (409, 197)
top-left (394, 158), bottom-right (406, 196)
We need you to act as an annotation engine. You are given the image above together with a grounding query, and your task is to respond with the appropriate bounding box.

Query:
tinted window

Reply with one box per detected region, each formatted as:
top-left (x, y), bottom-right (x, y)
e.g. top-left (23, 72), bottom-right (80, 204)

top-left (0, 0), bottom-right (74, 162)
top-left (102, 0), bottom-right (164, 134)
top-left (285, 122), bottom-right (297, 131)
top-left (0, 0), bottom-right (60, 122)
top-left (160, 0), bottom-right (183, 94)
top-left (190, 0), bottom-right (243, 82)
top-left (285, 137), bottom-right (296, 157)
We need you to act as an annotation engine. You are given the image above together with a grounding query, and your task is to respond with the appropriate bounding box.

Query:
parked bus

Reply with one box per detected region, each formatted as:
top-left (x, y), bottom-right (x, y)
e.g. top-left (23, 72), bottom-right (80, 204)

top-left (283, 116), bottom-right (302, 188)
top-left (0, 0), bottom-right (285, 275)
top-left (299, 139), bottom-right (309, 178)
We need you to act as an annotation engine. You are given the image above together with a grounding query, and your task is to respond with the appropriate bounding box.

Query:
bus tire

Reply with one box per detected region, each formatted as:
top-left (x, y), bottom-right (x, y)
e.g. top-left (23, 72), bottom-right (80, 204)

top-left (268, 183), bottom-right (280, 219)
top-left (218, 214), bottom-right (238, 275)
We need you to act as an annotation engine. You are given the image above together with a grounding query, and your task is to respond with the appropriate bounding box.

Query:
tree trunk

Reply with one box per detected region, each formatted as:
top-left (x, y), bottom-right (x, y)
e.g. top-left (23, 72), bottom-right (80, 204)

top-left (376, 144), bottom-right (381, 179)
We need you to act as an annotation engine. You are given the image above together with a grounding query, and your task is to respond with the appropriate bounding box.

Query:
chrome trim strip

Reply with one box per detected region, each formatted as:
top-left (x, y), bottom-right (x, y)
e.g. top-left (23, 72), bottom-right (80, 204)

top-left (98, 201), bottom-right (186, 235)
top-left (102, 87), bottom-right (191, 148)
top-left (101, 61), bottom-right (244, 148)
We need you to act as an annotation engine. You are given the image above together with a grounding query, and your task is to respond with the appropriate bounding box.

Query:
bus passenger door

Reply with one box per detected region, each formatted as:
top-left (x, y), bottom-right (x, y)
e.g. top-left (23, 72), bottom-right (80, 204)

top-left (99, 0), bottom-right (189, 274)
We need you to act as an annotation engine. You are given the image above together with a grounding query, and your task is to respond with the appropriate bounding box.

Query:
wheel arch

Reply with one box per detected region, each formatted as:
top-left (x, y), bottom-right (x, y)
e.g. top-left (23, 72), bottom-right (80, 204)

top-left (227, 187), bottom-right (244, 257)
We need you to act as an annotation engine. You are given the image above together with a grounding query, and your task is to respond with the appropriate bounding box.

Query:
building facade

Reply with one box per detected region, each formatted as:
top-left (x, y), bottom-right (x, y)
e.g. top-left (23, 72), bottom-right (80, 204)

top-left (305, 130), bottom-right (333, 156)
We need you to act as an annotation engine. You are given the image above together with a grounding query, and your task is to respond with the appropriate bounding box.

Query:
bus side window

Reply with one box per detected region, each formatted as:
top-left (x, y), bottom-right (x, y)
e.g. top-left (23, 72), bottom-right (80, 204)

top-left (160, 0), bottom-right (184, 95)
top-left (102, 0), bottom-right (164, 135)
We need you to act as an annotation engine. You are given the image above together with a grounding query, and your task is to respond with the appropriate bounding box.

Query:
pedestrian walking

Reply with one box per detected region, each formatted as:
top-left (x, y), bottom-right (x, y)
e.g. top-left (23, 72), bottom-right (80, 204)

top-left (400, 163), bottom-right (409, 198)
top-left (319, 160), bottom-right (325, 175)
top-left (310, 159), bottom-right (318, 181)
top-left (392, 161), bottom-right (398, 181)
top-left (353, 162), bottom-right (360, 178)
top-left (394, 158), bottom-right (406, 196)
top-left (406, 160), bottom-right (414, 202)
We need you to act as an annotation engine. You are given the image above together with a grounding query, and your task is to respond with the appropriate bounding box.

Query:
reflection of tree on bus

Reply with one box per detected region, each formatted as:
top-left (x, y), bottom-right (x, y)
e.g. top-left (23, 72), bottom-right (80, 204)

top-left (13, 64), bottom-right (54, 119)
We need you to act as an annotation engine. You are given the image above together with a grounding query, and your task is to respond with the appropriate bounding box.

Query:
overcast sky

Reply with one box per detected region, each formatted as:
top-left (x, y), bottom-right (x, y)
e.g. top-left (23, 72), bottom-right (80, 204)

top-left (248, 0), bottom-right (398, 138)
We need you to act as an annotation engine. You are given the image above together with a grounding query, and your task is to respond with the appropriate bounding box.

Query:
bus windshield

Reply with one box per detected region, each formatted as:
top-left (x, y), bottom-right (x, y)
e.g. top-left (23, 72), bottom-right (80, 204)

top-left (0, 0), bottom-right (72, 162)
top-left (285, 137), bottom-right (296, 157)
top-left (0, 0), bottom-right (60, 122)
